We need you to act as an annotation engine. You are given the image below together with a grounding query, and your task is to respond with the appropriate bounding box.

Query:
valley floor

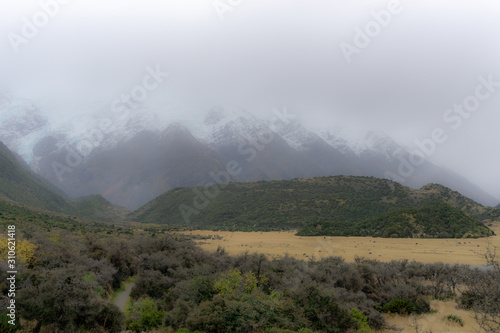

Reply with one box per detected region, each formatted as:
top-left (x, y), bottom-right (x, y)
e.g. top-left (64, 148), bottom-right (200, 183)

top-left (180, 222), bottom-right (500, 266)
top-left (177, 224), bottom-right (500, 332)
top-left (382, 300), bottom-right (480, 333)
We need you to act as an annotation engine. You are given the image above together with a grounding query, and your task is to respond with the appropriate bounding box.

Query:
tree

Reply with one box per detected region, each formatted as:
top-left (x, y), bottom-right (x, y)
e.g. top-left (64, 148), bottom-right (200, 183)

top-left (126, 297), bottom-right (165, 332)
top-left (461, 245), bottom-right (500, 332)
top-left (18, 266), bottom-right (123, 332)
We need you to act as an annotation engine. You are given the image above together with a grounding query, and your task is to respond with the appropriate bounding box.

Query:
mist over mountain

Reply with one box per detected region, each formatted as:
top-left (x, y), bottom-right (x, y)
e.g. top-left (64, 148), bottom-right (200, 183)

top-left (0, 98), bottom-right (497, 209)
top-left (0, 139), bottom-right (119, 220)
top-left (1, 2), bottom-right (500, 332)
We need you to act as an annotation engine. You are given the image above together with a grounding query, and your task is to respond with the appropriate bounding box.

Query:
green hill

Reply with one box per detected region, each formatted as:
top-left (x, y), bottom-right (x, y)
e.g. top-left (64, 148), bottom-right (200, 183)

top-left (0, 195), bottom-right (117, 234)
top-left (299, 202), bottom-right (493, 238)
top-left (69, 194), bottom-right (118, 221)
top-left (0, 141), bottom-right (117, 219)
top-left (132, 176), bottom-right (499, 238)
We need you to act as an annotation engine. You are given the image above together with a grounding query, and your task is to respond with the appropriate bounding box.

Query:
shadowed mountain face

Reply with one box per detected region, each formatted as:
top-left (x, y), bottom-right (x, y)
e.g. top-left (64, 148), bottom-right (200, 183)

top-left (34, 124), bottom-right (226, 210)
top-left (1, 105), bottom-right (498, 209)
top-left (0, 141), bottom-right (115, 219)
top-left (0, 140), bottom-right (69, 212)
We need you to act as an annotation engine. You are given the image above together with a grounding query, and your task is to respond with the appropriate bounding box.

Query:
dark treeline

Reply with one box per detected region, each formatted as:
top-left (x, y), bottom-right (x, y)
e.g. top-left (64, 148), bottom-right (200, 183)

top-left (1, 228), bottom-right (499, 333)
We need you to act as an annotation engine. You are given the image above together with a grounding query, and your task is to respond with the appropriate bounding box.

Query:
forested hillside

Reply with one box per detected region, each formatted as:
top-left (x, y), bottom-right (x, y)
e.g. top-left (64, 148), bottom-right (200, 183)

top-left (298, 202), bottom-right (493, 238)
top-left (133, 176), bottom-right (499, 238)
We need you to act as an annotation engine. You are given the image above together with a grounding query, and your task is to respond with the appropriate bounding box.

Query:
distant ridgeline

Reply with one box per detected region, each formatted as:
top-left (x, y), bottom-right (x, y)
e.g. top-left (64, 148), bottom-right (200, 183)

top-left (132, 176), bottom-right (498, 238)
top-left (0, 197), bottom-right (116, 234)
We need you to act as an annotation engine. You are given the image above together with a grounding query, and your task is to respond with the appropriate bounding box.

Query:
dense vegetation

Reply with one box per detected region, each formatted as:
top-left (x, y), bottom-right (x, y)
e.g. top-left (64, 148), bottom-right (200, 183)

top-left (1, 141), bottom-right (500, 332)
top-left (0, 195), bottom-right (499, 332)
top-left (0, 199), bottom-right (118, 234)
top-left (69, 194), bottom-right (121, 221)
top-left (133, 176), bottom-right (499, 238)
top-left (0, 216), bottom-right (131, 332)
top-left (1, 218), bottom-right (499, 332)
top-left (299, 202), bottom-right (493, 238)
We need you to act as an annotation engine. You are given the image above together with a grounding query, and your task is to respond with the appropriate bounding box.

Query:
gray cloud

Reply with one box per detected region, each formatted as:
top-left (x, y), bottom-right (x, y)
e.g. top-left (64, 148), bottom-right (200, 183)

top-left (1, 0), bottom-right (499, 201)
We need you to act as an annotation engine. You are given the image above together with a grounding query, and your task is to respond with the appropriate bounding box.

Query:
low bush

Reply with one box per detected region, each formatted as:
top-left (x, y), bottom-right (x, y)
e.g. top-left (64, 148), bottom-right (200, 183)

top-left (350, 308), bottom-right (371, 333)
top-left (443, 314), bottom-right (464, 326)
top-left (126, 297), bottom-right (165, 332)
top-left (458, 290), bottom-right (486, 310)
top-left (0, 314), bottom-right (21, 333)
top-left (382, 298), bottom-right (418, 315)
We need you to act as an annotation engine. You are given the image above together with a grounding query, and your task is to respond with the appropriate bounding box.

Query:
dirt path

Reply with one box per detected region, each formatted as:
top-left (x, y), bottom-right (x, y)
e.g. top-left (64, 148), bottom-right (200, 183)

top-left (113, 281), bottom-right (136, 313)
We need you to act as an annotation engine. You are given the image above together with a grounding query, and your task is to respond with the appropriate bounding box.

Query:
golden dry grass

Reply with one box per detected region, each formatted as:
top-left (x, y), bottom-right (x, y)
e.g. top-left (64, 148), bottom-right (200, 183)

top-left (381, 299), bottom-right (481, 333)
top-left (180, 222), bottom-right (500, 265)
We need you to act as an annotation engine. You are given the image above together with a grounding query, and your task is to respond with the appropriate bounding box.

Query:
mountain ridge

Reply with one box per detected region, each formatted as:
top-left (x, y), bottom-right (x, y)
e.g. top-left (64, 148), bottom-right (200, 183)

top-left (131, 175), bottom-right (499, 238)
top-left (1, 101), bottom-right (497, 209)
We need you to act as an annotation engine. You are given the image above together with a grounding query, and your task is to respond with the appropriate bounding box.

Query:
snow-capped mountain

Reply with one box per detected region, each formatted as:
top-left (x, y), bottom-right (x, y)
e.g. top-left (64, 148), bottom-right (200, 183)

top-left (274, 120), bottom-right (328, 151)
top-left (0, 99), bottom-right (497, 209)
top-left (0, 99), bottom-right (48, 164)
top-left (314, 126), bottom-right (403, 159)
top-left (172, 107), bottom-right (280, 154)
top-left (0, 98), bottom-right (166, 172)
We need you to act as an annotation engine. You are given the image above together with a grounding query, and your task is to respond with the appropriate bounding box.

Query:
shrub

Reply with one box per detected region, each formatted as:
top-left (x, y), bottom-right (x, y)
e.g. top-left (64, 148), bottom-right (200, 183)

top-left (185, 293), bottom-right (309, 332)
top-left (0, 314), bottom-right (21, 332)
top-left (83, 273), bottom-right (105, 296)
top-left (443, 314), bottom-right (464, 326)
top-left (18, 267), bottom-right (123, 332)
top-left (163, 300), bottom-right (191, 329)
top-left (350, 308), bottom-right (371, 333)
top-left (93, 300), bottom-right (125, 333)
top-left (130, 269), bottom-right (173, 299)
top-left (213, 268), bottom-right (243, 296)
top-left (292, 285), bottom-right (355, 332)
top-left (264, 329), bottom-right (318, 333)
top-left (126, 297), bottom-right (165, 332)
top-left (414, 296), bottom-right (431, 314)
top-left (382, 298), bottom-right (418, 315)
top-left (459, 291), bottom-right (481, 310)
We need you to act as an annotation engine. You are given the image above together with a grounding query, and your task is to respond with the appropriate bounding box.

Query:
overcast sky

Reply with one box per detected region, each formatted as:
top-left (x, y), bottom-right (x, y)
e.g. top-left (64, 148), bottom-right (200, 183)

top-left (0, 0), bottom-right (499, 201)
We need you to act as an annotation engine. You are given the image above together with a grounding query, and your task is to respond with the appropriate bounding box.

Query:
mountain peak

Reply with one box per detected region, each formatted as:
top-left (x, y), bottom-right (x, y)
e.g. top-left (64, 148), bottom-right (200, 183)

top-left (203, 107), bottom-right (227, 126)
top-left (272, 119), bottom-right (324, 151)
top-left (161, 122), bottom-right (193, 139)
top-left (1, 98), bottom-right (497, 208)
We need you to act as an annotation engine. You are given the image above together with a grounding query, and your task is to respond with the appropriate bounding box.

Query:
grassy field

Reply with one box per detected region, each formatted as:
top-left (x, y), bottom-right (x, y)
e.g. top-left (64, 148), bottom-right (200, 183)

top-left (180, 222), bottom-right (500, 265)
top-left (383, 299), bottom-right (480, 333)
top-left (178, 224), bottom-right (500, 332)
